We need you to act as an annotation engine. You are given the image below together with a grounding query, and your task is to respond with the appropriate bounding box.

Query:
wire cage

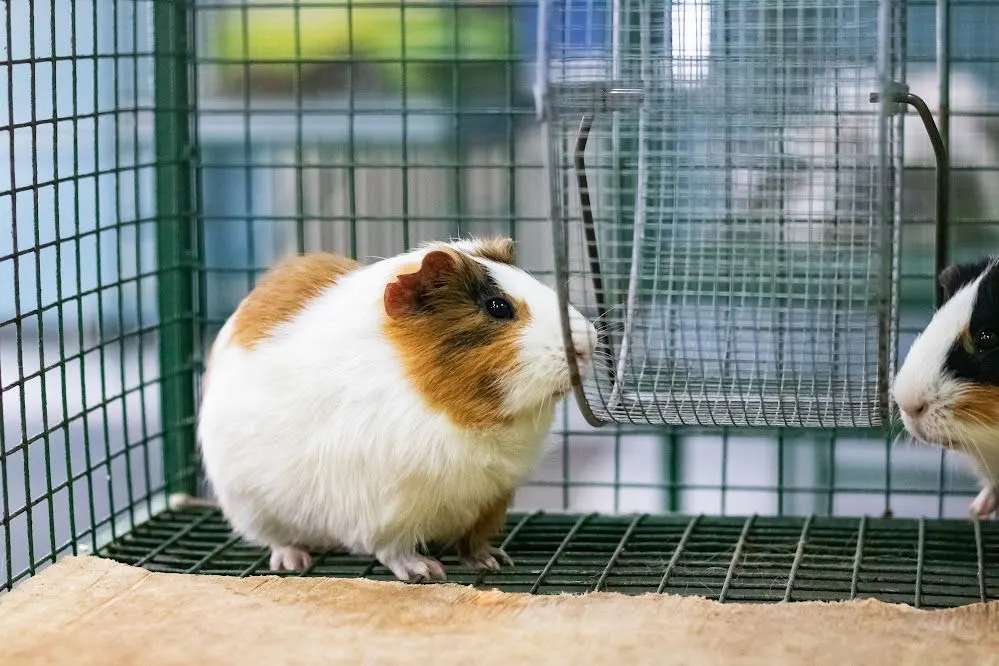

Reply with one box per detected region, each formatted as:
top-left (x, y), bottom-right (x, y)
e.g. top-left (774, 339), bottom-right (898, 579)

top-left (540, 0), bottom-right (908, 429)
top-left (5, 0), bottom-right (999, 612)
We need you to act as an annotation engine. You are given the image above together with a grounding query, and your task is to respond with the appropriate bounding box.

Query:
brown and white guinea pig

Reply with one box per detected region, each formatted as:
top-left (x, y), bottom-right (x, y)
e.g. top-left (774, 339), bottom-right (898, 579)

top-left (197, 237), bottom-right (598, 581)
top-left (893, 257), bottom-right (999, 517)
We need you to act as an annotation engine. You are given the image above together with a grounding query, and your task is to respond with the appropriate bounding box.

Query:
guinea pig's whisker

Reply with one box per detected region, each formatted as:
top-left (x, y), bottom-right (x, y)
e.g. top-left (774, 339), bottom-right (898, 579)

top-left (952, 414), bottom-right (986, 450)
top-left (953, 423), bottom-right (983, 463)
top-left (976, 445), bottom-right (995, 477)
top-left (889, 431), bottom-right (909, 449)
top-left (958, 418), bottom-right (997, 476)
top-left (588, 304), bottom-right (624, 323)
top-left (590, 362), bottom-right (614, 377)
top-left (964, 433), bottom-right (990, 472)
top-left (537, 385), bottom-right (557, 426)
top-left (982, 457), bottom-right (998, 482)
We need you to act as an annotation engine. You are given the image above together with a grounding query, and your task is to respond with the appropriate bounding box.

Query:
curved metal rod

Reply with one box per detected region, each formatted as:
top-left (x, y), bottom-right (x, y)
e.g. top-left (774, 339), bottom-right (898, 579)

top-left (574, 114), bottom-right (610, 322)
top-left (870, 90), bottom-right (950, 308)
top-left (548, 118), bottom-right (602, 428)
top-left (573, 113), bottom-right (619, 399)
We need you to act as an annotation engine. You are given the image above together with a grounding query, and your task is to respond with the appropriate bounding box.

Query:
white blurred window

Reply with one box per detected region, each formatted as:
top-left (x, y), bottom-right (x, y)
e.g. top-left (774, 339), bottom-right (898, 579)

top-left (672, 0), bottom-right (711, 84)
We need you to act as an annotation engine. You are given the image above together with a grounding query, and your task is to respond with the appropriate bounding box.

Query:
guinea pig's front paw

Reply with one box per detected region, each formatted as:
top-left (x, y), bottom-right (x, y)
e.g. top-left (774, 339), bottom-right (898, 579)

top-left (459, 546), bottom-right (514, 571)
top-left (269, 546), bottom-right (313, 572)
top-left (970, 487), bottom-right (999, 518)
top-left (377, 552), bottom-right (447, 582)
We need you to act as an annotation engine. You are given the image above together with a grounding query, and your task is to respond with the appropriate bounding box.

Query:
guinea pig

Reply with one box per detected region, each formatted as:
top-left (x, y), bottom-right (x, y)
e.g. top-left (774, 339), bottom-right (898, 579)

top-left (892, 257), bottom-right (999, 517)
top-left (197, 237), bottom-right (598, 580)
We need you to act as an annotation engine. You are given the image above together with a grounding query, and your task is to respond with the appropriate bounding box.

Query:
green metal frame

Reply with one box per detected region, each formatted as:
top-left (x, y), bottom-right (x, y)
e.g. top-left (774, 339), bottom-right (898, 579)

top-left (155, 0), bottom-right (199, 498)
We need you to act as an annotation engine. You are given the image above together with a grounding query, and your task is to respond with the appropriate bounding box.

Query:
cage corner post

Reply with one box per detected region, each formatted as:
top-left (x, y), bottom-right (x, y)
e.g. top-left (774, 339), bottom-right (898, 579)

top-left (154, 0), bottom-right (199, 497)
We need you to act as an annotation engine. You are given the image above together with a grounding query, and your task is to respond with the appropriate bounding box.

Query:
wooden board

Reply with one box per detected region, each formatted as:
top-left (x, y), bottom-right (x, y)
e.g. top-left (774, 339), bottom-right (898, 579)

top-left (3, 556), bottom-right (999, 665)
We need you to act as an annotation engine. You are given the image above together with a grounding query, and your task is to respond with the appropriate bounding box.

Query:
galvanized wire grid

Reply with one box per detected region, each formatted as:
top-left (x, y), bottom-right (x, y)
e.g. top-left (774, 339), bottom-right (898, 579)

top-left (99, 507), bottom-right (999, 608)
top-left (0, 0), bottom-right (167, 591)
top-left (544, 0), bottom-right (903, 428)
top-left (2, 0), bottom-right (999, 605)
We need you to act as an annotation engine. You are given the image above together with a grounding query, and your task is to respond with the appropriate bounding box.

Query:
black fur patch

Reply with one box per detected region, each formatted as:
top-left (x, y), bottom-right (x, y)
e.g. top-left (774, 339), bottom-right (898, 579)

top-left (414, 256), bottom-right (504, 316)
top-left (939, 258), bottom-right (995, 304)
top-left (428, 260), bottom-right (516, 360)
top-left (943, 260), bottom-right (999, 387)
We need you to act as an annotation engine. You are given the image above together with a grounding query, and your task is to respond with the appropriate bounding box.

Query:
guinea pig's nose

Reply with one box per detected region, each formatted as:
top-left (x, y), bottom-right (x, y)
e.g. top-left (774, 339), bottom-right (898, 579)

top-left (899, 399), bottom-right (928, 419)
top-left (574, 343), bottom-right (590, 361)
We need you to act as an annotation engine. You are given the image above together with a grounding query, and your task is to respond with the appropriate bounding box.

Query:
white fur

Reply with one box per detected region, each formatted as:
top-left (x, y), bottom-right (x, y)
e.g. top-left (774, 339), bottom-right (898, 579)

top-left (197, 240), bottom-right (597, 579)
top-left (892, 260), bottom-right (999, 515)
top-left (893, 272), bottom-right (982, 417)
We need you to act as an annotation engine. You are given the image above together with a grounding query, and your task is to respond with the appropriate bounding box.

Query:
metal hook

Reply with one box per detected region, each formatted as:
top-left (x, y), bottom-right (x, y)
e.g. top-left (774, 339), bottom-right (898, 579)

top-left (870, 89), bottom-right (950, 308)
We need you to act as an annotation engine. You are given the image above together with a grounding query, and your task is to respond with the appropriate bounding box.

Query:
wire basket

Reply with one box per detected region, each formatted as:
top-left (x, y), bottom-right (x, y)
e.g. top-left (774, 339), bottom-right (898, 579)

top-left (538, 0), bottom-right (909, 429)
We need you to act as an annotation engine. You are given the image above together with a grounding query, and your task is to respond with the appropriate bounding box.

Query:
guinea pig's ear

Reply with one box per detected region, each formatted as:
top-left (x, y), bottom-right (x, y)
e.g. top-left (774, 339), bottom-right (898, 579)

top-left (384, 250), bottom-right (457, 319)
top-left (938, 260), bottom-right (991, 304)
top-left (479, 236), bottom-right (517, 265)
top-left (938, 265), bottom-right (962, 304)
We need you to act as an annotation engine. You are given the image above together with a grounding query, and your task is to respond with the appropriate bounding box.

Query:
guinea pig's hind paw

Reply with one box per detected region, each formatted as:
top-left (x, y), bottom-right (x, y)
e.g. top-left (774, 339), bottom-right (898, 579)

top-left (269, 546), bottom-right (313, 572)
top-left (970, 487), bottom-right (999, 518)
top-left (460, 546), bottom-right (514, 571)
top-left (379, 554), bottom-right (447, 582)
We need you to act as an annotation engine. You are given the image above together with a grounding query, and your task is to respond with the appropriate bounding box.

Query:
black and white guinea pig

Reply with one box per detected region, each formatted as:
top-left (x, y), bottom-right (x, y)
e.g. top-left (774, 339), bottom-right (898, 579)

top-left (197, 237), bottom-right (598, 581)
top-left (893, 257), bottom-right (999, 517)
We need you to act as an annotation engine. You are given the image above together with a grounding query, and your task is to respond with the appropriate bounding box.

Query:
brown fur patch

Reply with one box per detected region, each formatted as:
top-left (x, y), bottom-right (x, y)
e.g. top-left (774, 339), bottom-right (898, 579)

top-left (465, 237), bottom-right (517, 266)
top-left (457, 492), bottom-right (512, 557)
top-left (958, 327), bottom-right (976, 355)
top-left (952, 385), bottom-right (999, 427)
top-left (230, 252), bottom-right (361, 349)
top-left (383, 248), bottom-right (531, 430)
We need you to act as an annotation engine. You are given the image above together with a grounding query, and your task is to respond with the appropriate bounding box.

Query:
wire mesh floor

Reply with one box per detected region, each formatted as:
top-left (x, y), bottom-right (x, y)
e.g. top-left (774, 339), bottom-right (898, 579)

top-left (98, 509), bottom-right (999, 608)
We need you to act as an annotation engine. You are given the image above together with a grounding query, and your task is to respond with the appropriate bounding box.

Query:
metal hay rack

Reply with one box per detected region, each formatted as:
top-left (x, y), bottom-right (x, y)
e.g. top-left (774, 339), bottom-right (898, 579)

top-left (537, 0), bottom-right (950, 429)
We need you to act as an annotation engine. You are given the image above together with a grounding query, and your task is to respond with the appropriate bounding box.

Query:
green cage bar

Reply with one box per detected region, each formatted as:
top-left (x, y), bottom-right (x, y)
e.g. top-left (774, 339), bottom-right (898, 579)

top-left (154, 0), bottom-right (198, 497)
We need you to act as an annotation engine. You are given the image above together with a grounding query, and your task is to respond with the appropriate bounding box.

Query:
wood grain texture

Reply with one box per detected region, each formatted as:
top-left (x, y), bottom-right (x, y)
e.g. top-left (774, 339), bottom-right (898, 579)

top-left (4, 556), bottom-right (999, 665)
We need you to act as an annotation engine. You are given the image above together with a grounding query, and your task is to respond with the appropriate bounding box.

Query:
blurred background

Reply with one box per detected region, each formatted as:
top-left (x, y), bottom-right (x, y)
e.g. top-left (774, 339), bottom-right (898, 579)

top-left (4, 0), bottom-right (999, 582)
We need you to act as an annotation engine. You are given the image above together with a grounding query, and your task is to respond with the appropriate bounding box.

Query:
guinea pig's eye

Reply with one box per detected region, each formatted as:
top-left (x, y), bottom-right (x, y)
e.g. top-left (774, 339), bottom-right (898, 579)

top-left (484, 297), bottom-right (514, 320)
top-left (977, 329), bottom-right (999, 351)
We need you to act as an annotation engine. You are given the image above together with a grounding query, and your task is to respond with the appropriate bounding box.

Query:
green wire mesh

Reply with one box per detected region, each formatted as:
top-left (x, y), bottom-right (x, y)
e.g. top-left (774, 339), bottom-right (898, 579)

top-left (3, 0), bottom-right (999, 610)
top-left (2, 0), bottom-right (166, 590)
top-left (98, 508), bottom-right (999, 608)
